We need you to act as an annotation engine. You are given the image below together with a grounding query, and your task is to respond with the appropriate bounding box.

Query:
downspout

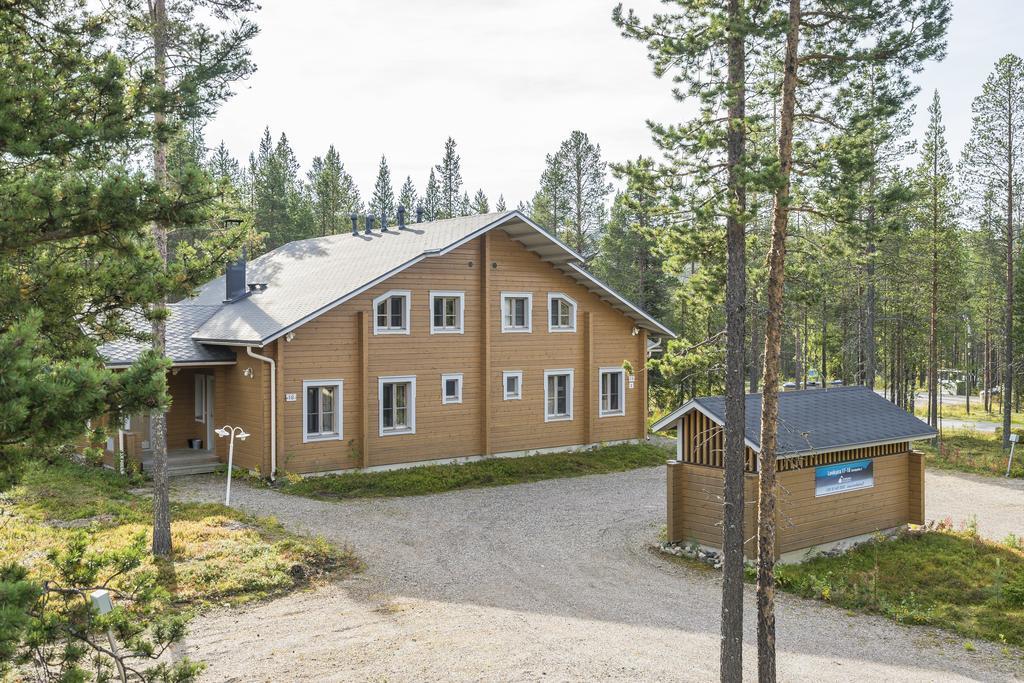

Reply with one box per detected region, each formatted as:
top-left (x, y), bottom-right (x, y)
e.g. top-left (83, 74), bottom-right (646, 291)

top-left (246, 346), bottom-right (276, 481)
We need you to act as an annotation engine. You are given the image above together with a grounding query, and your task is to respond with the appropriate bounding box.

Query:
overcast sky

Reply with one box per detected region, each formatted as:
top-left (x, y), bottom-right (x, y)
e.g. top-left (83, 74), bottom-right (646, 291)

top-left (205, 0), bottom-right (1024, 208)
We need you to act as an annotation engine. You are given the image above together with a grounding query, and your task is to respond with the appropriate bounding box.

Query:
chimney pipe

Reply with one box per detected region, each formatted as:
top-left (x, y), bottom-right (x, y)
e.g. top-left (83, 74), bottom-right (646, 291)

top-left (365, 215), bottom-right (374, 235)
top-left (223, 246), bottom-right (250, 303)
top-left (416, 205), bottom-right (424, 223)
top-left (380, 210), bottom-right (388, 233)
top-left (397, 206), bottom-right (406, 230)
top-left (350, 212), bottom-right (359, 236)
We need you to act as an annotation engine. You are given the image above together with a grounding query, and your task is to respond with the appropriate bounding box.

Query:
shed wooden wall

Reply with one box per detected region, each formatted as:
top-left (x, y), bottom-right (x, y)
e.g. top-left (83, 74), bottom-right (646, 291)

top-left (258, 228), bottom-right (647, 474)
top-left (667, 451), bottom-right (925, 558)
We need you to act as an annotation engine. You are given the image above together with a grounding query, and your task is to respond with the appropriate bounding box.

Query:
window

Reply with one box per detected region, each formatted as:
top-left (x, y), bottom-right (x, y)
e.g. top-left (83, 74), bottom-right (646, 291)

top-left (547, 293), bottom-right (577, 332)
top-left (303, 380), bottom-right (343, 442)
top-left (379, 376), bottom-right (416, 435)
top-left (543, 369), bottom-right (574, 422)
top-left (373, 290), bottom-right (411, 334)
top-left (599, 368), bottom-right (626, 417)
top-left (503, 371), bottom-right (523, 400)
top-left (501, 292), bottom-right (533, 332)
top-left (441, 373), bottom-right (463, 404)
top-left (430, 291), bottom-right (465, 334)
top-left (194, 375), bottom-right (206, 422)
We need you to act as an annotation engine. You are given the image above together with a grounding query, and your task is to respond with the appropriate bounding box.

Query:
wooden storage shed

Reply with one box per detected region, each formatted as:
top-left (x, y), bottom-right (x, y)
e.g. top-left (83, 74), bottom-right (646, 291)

top-left (652, 386), bottom-right (937, 561)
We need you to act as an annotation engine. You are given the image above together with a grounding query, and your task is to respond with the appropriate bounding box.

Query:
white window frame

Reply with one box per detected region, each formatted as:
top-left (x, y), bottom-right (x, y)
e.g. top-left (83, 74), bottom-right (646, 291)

top-left (543, 369), bottom-right (574, 422)
top-left (194, 375), bottom-right (206, 422)
top-left (379, 375), bottom-right (417, 436)
top-left (599, 367), bottom-right (626, 417)
top-left (302, 379), bottom-right (344, 443)
top-left (503, 371), bottom-right (523, 400)
top-left (372, 290), bottom-right (412, 335)
top-left (501, 291), bottom-right (533, 333)
top-left (429, 291), bottom-right (465, 334)
top-left (441, 372), bottom-right (463, 404)
top-left (546, 292), bottom-right (577, 333)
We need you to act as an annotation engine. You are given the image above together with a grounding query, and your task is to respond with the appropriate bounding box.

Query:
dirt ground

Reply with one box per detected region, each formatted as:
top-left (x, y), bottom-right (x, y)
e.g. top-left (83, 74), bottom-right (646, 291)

top-left (172, 466), bottom-right (1023, 682)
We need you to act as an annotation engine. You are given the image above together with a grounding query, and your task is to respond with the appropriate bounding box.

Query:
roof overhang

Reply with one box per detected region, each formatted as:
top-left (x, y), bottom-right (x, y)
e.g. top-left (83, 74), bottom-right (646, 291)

top-left (104, 359), bottom-right (237, 369)
top-left (193, 210), bottom-right (675, 347)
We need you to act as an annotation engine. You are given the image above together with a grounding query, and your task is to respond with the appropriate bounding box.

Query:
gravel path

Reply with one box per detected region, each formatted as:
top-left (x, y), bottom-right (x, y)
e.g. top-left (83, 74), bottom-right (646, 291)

top-left (927, 468), bottom-right (1024, 540)
top-left (172, 467), bottom-right (1023, 682)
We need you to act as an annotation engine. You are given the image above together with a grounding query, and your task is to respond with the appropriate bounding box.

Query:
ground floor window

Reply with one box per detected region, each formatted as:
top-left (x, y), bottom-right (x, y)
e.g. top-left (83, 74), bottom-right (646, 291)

top-left (599, 368), bottom-right (625, 417)
top-left (380, 375), bottom-right (416, 435)
top-left (503, 371), bottom-right (522, 400)
top-left (303, 380), bottom-right (343, 442)
top-left (544, 369), bottom-right (574, 422)
top-left (441, 373), bottom-right (463, 404)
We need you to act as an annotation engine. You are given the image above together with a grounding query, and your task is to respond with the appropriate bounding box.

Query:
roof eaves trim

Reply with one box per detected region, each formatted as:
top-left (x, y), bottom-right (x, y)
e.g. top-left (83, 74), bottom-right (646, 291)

top-left (564, 262), bottom-right (676, 338)
top-left (650, 399), bottom-right (758, 452)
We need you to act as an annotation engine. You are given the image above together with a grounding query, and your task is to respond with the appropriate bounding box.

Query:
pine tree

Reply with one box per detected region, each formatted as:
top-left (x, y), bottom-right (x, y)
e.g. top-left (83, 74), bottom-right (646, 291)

top-left (558, 131), bottom-right (611, 259)
top-left (398, 176), bottom-right (418, 215)
top-left (495, 194), bottom-right (507, 212)
top-left (435, 137), bottom-right (463, 218)
top-left (423, 169), bottom-right (441, 220)
top-left (210, 141), bottom-right (243, 186)
top-left (370, 155), bottom-right (396, 227)
top-left (531, 151), bottom-right (569, 236)
top-left (307, 145), bottom-right (359, 236)
top-left (961, 54), bottom-right (1024, 447)
top-left (251, 130), bottom-right (311, 248)
top-left (119, 0), bottom-right (258, 557)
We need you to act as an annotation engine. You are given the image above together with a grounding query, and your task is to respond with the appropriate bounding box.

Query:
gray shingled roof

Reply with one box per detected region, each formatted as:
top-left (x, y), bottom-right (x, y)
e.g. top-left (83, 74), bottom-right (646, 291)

top-left (98, 304), bottom-right (235, 366)
top-left (187, 210), bottom-right (675, 345)
top-left (651, 386), bottom-right (936, 457)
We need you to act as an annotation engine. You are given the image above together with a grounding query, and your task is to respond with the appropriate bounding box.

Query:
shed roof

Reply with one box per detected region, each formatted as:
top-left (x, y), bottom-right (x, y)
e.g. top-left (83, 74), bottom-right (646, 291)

top-left (650, 386), bottom-right (936, 457)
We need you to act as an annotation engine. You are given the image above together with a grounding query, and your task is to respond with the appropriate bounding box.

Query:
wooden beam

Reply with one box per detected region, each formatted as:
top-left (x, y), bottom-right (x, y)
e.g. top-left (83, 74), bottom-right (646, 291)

top-left (359, 309), bottom-right (370, 468)
top-left (480, 233), bottom-right (491, 456)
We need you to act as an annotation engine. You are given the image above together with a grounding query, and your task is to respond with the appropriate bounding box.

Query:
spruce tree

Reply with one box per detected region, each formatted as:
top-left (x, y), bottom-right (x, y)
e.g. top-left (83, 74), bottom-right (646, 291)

top-left (307, 145), bottom-right (360, 236)
top-left (424, 168), bottom-right (441, 220)
top-left (495, 194), bottom-right (507, 212)
top-left (399, 176), bottom-right (418, 215)
top-left (370, 155), bottom-right (396, 227)
top-left (435, 137), bottom-right (463, 218)
top-left (961, 54), bottom-right (1024, 447)
top-left (471, 189), bottom-right (489, 214)
top-left (531, 151), bottom-right (569, 236)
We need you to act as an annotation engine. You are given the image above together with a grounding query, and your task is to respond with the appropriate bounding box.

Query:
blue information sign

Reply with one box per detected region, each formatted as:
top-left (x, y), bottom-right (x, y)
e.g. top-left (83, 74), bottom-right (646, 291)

top-left (814, 458), bottom-right (874, 497)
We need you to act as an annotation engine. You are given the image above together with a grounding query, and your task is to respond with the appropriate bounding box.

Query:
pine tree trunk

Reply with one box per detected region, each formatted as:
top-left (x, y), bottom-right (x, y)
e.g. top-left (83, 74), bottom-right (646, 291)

top-left (1004, 82), bottom-right (1015, 448)
top-left (757, 2), bottom-right (800, 680)
top-left (929, 161), bottom-right (939, 435)
top-left (720, 1), bottom-right (747, 677)
top-left (150, 0), bottom-right (172, 558)
top-left (865, 242), bottom-right (876, 389)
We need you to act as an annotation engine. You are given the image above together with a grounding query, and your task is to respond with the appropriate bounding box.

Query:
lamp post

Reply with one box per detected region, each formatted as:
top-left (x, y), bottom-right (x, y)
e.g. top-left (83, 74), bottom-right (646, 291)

top-left (90, 589), bottom-right (126, 683)
top-left (214, 425), bottom-right (249, 506)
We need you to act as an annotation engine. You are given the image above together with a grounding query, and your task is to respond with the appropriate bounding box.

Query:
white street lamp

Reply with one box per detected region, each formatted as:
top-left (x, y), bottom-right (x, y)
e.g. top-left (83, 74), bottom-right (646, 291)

top-left (90, 589), bottom-right (126, 683)
top-left (214, 425), bottom-right (249, 506)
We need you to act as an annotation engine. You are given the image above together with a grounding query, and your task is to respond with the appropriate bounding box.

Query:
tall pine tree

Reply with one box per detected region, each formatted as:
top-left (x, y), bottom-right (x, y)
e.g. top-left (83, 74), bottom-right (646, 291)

top-left (370, 155), bottom-right (396, 227)
top-left (436, 137), bottom-right (463, 219)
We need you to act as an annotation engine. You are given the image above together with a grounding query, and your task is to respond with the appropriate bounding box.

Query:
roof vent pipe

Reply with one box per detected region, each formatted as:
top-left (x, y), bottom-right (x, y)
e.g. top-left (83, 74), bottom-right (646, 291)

top-left (365, 215), bottom-right (374, 235)
top-left (397, 206), bottom-right (406, 230)
top-left (380, 210), bottom-right (388, 233)
top-left (224, 246), bottom-right (250, 303)
top-left (416, 205), bottom-right (424, 223)
top-left (350, 212), bottom-right (359, 236)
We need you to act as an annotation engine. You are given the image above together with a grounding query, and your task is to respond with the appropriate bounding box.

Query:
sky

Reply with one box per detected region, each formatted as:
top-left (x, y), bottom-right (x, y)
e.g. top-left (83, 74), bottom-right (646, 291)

top-left (205, 0), bottom-right (1024, 209)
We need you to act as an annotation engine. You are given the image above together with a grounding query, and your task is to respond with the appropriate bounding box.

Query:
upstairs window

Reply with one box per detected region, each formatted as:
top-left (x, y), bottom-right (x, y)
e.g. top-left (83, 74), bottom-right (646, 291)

top-left (503, 371), bottom-right (523, 400)
top-left (547, 293), bottom-right (577, 332)
top-left (431, 291), bottom-right (465, 334)
top-left (304, 380), bottom-right (343, 442)
top-left (380, 376), bottom-right (416, 435)
top-left (501, 292), bottom-right (533, 333)
top-left (441, 373), bottom-right (463, 404)
top-left (599, 368), bottom-right (625, 417)
top-left (544, 369), bottom-right (574, 422)
top-left (373, 290), bottom-right (411, 334)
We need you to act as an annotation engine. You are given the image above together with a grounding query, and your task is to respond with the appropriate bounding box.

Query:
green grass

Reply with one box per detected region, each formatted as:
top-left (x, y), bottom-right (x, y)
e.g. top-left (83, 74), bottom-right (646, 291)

top-left (1, 457), bottom-right (361, 608)
top-left (917, 402), bottom-right (1024, 426)
top-left (769, 529), bottom-right (1024, 647)
top-left (282, 442), bottom-right (671, 500)
top-left (919, 430), bottom-right (1024, 478)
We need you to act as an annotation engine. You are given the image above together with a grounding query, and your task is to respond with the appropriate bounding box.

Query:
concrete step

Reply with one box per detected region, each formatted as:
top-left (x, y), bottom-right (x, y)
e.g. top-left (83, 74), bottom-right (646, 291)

top-left (140, 451), bottom-right (221, 476)
top-left (165, 462), bottom-right (222, 476)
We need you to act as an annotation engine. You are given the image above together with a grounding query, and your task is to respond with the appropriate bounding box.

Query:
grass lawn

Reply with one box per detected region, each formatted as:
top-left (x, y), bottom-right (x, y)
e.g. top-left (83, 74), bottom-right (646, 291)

top-left (917, 402), bottom-right (1024, 426)
top-left (282, 442), bottom-right (671, 500)
top-left (1, 456), bottom-right (360, 609)
top-left (919, 430), bottom-right (1023, 478)
top-left (771, 528), bottom-right (1024, 648)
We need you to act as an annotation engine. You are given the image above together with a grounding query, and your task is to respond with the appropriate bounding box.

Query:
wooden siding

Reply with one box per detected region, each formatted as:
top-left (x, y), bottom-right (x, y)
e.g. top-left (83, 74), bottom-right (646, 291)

top-left (213, 347), bottom-right (269, 473)
top-left (165, 369), bottom-right (209, 450)
top-left (666, 461), bottom-right (757, 557)
top-left (271, 228), bottom-right (646, 473)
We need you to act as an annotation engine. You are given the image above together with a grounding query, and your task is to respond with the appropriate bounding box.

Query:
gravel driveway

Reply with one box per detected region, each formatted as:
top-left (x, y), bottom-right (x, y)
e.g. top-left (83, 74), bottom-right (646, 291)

top-left (172, 466), bottom-right (1023, 682)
